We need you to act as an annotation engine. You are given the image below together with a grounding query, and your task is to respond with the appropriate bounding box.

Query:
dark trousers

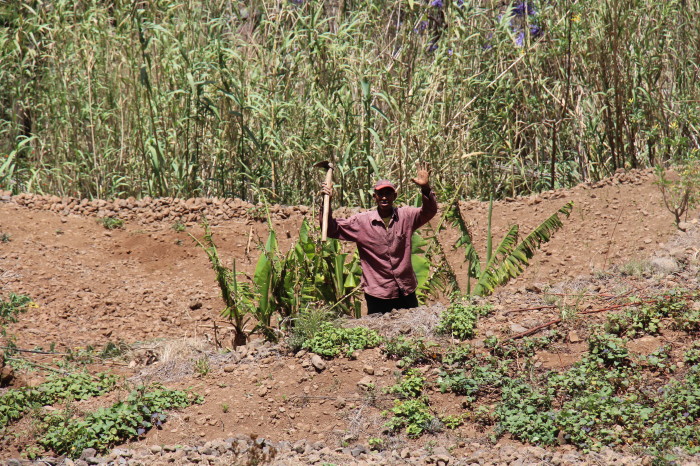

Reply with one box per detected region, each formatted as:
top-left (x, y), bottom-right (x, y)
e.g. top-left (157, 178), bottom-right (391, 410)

top-left (365, 292), bottom-right (419, 315)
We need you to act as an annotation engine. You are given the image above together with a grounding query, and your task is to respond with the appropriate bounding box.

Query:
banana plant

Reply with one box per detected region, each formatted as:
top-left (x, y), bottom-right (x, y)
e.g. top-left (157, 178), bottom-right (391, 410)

top-left (411, 232), bottom-right (444, 303)
top-left (448, 198), bottom-right (574, 296)
top-left (190, 220), bottom-right (252, 347)
top-left (253, 217), bottom-right (364, 328)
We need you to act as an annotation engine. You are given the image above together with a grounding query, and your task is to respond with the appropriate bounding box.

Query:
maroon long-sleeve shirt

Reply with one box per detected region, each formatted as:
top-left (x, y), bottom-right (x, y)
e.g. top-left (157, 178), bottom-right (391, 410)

top-left (325, 190), bottom-right (438, 299)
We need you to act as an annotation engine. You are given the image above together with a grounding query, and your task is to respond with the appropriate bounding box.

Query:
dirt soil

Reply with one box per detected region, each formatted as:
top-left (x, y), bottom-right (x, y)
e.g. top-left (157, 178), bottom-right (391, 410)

top-left (0, 168), bottom-right (698, 462)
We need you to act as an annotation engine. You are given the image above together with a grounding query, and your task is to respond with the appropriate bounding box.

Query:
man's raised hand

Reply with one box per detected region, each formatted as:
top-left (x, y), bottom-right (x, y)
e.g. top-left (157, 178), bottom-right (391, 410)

top-left (412, 163), bottom-right (431, 188)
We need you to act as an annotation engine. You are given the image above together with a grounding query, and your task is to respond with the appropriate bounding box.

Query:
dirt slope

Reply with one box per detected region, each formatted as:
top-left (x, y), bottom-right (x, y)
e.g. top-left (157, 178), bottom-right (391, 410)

top-left (0, 168), bottom-right (698, 463)
top-left (0, 169), bottom-right (679, 348)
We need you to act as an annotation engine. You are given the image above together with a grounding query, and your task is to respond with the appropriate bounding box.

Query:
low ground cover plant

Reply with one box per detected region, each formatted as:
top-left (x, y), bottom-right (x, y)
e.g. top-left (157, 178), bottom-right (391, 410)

top-left (436, 300), bottom-right (492, 340)
top-left (97, 217), bottom-right (124, 230)
top-left (384, 371), bottom-right (438, 438)
top-left (382, 336), bottom-right (440, 369)
top-left (301, 322), bottom-right (382, 358)
top-left (39, 385), bottom-right (203, 457)
top-left (0, 372), bottom-right (118, 429)
top-left (374, 292), bottom-right (700, 458)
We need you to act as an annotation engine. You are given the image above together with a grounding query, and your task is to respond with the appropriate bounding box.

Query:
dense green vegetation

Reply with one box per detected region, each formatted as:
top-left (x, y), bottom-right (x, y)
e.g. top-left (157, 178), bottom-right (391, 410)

top-left (380, 292), bottom-right (700, 457)
top-left (2, 0), bottom-right (698, 205)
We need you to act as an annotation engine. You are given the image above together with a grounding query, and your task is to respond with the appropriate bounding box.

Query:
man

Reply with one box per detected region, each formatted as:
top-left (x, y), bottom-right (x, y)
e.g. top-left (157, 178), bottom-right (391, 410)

top-left (320, 164), bottom-right (438, 314)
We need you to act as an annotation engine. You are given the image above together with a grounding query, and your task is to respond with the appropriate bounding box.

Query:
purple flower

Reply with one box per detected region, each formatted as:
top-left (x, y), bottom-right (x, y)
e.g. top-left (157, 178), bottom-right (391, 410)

top-left (512, 1), bottom-right (536, 17)
top-left (457, 0), bottom-right (465, 7)
top-left (427, 41), bottom-right (439, 52)
top-left (530, 24), bottom-right (543, 38)
top-left (448, 48), bottom-right (453, 55)
top-left (431, 0), bottom-right (444, 7)
top-left (514, 31), bottom-right (525, 47)
top-left (414, 20), bottom-right (428, 33)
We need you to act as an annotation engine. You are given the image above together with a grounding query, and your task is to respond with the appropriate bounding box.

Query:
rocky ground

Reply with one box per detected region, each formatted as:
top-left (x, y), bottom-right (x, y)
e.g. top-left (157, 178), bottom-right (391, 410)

top-left (1, 168), bottom-right (699, 465)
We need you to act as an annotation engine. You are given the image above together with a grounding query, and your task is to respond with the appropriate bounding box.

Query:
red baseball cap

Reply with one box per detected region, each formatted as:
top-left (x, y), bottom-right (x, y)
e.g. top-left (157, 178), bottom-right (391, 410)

top-left (373, 179), bottom-right (396, 192)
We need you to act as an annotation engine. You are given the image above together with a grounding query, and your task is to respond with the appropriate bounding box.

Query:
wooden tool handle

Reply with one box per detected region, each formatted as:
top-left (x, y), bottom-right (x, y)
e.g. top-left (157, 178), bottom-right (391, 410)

top-left (321, 166), bottom-right (333, 241)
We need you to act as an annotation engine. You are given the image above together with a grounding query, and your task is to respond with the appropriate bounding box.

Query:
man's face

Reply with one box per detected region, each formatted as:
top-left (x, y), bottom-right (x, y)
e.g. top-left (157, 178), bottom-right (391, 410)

top-left (373, 188), bottom-right (397, 209)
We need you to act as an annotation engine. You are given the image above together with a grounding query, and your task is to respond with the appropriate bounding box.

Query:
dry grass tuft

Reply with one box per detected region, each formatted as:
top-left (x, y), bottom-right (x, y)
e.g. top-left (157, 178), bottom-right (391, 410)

top-left (343, 304), bottom-right (445, 339)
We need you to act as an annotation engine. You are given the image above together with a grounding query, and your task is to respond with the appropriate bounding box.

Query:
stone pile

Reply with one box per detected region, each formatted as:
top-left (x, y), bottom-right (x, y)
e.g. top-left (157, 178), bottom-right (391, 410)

top-left (11, 435), bottom-right (687, 466)
top-left (0, 168), bottom-right (654, 227)
top-left (4, 191), bottom-right (309, 224)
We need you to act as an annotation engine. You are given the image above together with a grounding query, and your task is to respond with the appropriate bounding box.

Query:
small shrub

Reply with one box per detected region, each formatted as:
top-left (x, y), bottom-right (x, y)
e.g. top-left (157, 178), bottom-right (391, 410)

top-left (0, 232), bottom-right (10, 243)
top-left (587, 332), bottom-right (630, 368)
top-left (619, 260), bottom-right (652, 277)
top-left (469, 405), bottom-right (494, 426)
top-left (100, 341), bottom-right (130, 360)
top-left (383, 336), bottom-right (439, 368)
top-left (606, 305), bottom-right (661, 338)
top-left (384, 398), bottom-right (436, 438)
top-left (652, 292), bottom-right (691, 317)
top-left (194, 357), bottom-right (210, 376)
top-left (386, 369), bottom-right (425, 399)
top-left (367, 437), bottom-right (384, 451)
top-left (287, 308), bottom-right (334, 352)
top-left (302, 322), bottom-right (382, 358)
top-left (0, 372), bottom-right (118, 429)
top-left (684, 344), bottom-right (700, 366)
top-left (437, 301), bottom-right (492, 340)
top-left (438, 356), bottom-right (508, 402)
top-left (673, 309), bottom-right (700, 334)
top-left (97, 217), bottom-right (124, 230)
top-left (655, 159), bottom-right (700, 228)
top-left (485, 334), bottom-right (557, 359)
top-left (495, 380), bottom-right (557, 445)
top-left (441, 414), bottom-right (464, 429)
top-left (172, 220), bottom-right (186, 232)
top-left (0, 293), bottom-right (32, 324)
top-left (643, 346), bottom-right (674, 373)
top-left (442, 344), bottom-right (473, 366)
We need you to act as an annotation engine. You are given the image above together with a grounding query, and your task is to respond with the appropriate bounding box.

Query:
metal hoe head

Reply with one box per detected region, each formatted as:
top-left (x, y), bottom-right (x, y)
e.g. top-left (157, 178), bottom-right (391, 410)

top-left (313, 160), bottom-right (334, 170)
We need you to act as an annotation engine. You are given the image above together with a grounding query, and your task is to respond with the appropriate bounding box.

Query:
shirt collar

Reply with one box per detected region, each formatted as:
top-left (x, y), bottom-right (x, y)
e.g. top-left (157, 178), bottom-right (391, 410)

top-left (370, 207), bottom-right (398, 224)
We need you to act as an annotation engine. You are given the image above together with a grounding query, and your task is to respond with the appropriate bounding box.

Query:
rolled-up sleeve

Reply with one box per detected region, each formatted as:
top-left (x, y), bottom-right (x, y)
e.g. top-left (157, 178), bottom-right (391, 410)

top-left (327, 215), bottom-right (360, 242)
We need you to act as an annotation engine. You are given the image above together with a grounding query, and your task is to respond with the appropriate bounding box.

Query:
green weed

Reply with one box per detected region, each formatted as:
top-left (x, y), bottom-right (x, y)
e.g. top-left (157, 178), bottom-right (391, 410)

top-left (287, 307), bottom-right (334, 352)
top-left (193, 357), bottom-right (210, 376)
top-left (171, 220), bottom-right (186, 232)
top-left (382, 336), bottom-right (439, 369)
top-left (39, 385), bottom-right (202, 456)
top-left (437, 301), bottom-right (492, 340)
top-left (384, 398), bottom-right (436, 439)
top-left (301, 322), bottom-right (382, 358)
top-left (0, 372), bottom-right (118, 429)
top-left (386, 369), bottom-right (425, 399)
top-left (97, 217), bottom-right (124, 230)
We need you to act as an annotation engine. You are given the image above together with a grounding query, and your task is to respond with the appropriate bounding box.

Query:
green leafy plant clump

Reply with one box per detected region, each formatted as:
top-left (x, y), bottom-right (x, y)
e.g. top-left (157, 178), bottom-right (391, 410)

top-left (97, 217), bottom-right (124, 230)
top-left (0, 293), bottom-right (32, 326)
top-left (39, 385), bottom-right (202, 457)
top-left (382, 336), bottom-right (439, 369)
top-left (384, 398), bottom-right (437, 439)
top-left (301, 322), bottom-right (382, 358)
top-left (437, 300), bottom-right (492, 340)
top-left (0, 372), bottom-right (118, 429)
top-left (386, 369), bottom-right (426, 399)
top-left (448, 198), bottom-right (573, 297)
